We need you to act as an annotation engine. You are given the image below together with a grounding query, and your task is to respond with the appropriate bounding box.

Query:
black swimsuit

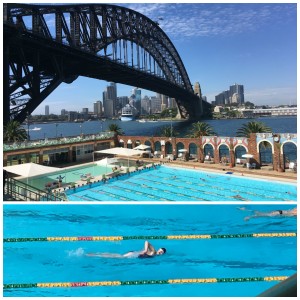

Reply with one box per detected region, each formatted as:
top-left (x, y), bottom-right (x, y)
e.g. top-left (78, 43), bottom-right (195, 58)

top-left (138, 253), bottom-right (153, 258)
top-left (277, 210), bottom-right (283, 215)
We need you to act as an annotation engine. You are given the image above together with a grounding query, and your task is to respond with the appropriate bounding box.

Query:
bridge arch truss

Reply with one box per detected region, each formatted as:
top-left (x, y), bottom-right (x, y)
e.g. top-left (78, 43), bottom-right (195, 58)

top-left (4, 3), bottom-right (209, 124)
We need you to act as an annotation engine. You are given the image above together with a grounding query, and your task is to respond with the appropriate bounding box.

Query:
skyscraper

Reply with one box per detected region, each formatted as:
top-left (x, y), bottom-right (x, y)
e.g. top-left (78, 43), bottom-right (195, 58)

top-left (94, 101), bottom-right (103, 117)
top-left (45, 105), bottom-right (49, 115)
top-left (230, 83), bottom-right (244, 104)
top-left (194, 82), bottom-right (202, 98)
top-left (106, 82), bottom-right (117, 115)
top-left (132, 87), bottom-right (142, 113)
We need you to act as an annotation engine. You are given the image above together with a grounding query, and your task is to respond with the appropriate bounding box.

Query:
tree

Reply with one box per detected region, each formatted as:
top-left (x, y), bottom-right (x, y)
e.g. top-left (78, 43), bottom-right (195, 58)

top-left (244, 101), bottom-right (255, 109)
top-left (108, 123), bottom-right (124, 136)
top-left (236, 121), bottom-right (272, 138)
top-left (156, 125), bottom-right (178, 137)
top-left (186, 122), bottom-right (217, 138)
top-left (4, 120), bottom-right (28, 142)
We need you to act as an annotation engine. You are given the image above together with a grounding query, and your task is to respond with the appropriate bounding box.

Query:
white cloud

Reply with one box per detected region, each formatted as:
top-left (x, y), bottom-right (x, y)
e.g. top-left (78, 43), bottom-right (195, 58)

top-left (123, 3), bottom-right (295, 41)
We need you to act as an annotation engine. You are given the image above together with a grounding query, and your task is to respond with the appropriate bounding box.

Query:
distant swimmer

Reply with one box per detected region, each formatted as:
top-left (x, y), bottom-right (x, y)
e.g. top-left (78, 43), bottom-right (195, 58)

top-left (233, 194), bottom-right (249, 201)
top-left (86, 241), bottom-right (166, 258)
top-left (243, 207), bottom-right (297, 221)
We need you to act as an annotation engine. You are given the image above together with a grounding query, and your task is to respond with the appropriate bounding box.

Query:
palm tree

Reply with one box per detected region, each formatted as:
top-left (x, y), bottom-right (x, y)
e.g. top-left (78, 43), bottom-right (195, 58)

top-left (108, 123), bottom-right (124, 147)
top-left (108, 123), bottom-right (124, 136)
top-left (157, 125), bottom-right (178, 137)
top-left (236, 121), bottom-right (272, 138)
top-left (186, 122), bottom-right (217, 138)
top-left (4, 120), bottom-right (27, 142)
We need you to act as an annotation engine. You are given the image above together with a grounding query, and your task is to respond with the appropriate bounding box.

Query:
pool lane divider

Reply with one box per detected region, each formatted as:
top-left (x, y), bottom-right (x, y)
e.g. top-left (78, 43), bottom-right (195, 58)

top-left (3, 232), bottom-right (296, 243)
top-left (3, 276), bottom-right (289, 289)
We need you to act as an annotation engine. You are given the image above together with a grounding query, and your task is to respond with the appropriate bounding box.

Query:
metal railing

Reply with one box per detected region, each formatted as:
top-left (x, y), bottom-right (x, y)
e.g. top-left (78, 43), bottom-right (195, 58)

top-left (4, 178), bottom-right (66, 202)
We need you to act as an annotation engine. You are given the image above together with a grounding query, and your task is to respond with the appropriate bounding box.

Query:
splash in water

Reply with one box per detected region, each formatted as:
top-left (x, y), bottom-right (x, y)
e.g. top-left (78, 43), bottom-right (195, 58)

top-left (67, 247), bottom-right (85, 257)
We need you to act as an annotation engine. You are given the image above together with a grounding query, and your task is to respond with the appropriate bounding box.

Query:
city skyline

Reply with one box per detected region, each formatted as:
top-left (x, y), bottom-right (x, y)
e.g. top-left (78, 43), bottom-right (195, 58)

top-left (29, 1), bottom-right (296, 114)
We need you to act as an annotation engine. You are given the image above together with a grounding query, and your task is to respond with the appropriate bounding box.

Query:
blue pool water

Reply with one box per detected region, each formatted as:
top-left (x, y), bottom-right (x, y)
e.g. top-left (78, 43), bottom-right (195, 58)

top-left (20, 163), bottom-right (109, 190)
top-left (66, 165), bottom-right (297, 202)
top-left (3, 204), bottom-right (296, 297)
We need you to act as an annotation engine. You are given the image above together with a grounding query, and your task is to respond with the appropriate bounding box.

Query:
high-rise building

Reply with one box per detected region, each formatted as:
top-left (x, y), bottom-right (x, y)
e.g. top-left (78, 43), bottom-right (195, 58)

top-left (61, 109), bottom-right (67, 116)
top-left (150, 95), bottom-right (161, 113)
top-left (194, 82), bottom-right (202, 98)
top-left (93, 101), bottom-right (103, 117)
top-left (118, 96), bottom-right (129, 109)
top-left (229, 83), bottom-right (244, 104)
top-left (215, 84), bottom-right (244, 105)
top-left (106, 82), bottom-right (117, 115)
top-left (141, 96), bottom-right (151, 115)
top-left (103, 99), bottom-right (114, 118)
top-left (132, 87), bottom-right (142, 113)
top-left (45, 105), bottom-right (49, 115)
top-left (168, 97), bottom-right (177, 109)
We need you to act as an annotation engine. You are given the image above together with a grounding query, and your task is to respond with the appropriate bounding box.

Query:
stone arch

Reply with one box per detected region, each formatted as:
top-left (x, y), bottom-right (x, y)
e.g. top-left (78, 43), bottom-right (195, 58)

top-left (189, 143), bottom-right (198, 157)
top-left (154, 141), bottom-right (161, 152)
top-left (282, 141), bottom-right (297, 168)
top-left (258, 140), bottom-right (273, 165)
top-left (203, 143), bottom-right (214, 157)
top-left (219, 144), bottom-right (230, 163)
top-left (165, 141), bottom-right (173, 155)
top-left (234, 145), bottom-right (247, 158)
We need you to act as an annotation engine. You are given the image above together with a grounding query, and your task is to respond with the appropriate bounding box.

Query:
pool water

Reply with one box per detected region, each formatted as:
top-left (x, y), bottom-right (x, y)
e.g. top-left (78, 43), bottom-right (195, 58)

top-left (20, 163), bottom-right (109, 190)
top-left (66, 165), bottom-right (297, 202)
top-left (3, 204), bottom-right (296, 297)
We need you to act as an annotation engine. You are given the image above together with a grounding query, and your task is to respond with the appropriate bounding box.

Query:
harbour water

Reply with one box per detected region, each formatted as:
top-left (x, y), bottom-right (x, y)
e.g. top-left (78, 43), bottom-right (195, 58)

top-left (25, 116), bottom-right (296, 140)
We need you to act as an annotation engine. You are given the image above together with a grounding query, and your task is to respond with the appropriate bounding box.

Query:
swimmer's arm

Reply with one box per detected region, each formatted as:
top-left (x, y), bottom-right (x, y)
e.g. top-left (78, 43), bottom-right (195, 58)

top-left (141, 241), bottom-right (155, 254)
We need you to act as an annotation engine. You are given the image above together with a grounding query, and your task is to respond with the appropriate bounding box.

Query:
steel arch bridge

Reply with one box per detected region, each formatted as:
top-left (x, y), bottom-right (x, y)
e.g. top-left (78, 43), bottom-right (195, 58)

top-left (3, 3), bottom-right (211, 125)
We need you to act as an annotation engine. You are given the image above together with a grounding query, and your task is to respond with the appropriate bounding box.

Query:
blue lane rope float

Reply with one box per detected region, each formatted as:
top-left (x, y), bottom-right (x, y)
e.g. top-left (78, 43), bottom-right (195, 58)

top-left (3, 232), bottom-right (296, 243)
top-left (3, 276), bottom-right (289, 289)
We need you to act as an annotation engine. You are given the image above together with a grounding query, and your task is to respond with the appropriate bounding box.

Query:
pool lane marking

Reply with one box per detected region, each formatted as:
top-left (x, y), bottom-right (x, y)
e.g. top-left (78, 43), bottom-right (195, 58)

top-left (139, 178), bottom-right (239, 200)
top-left (3, 232), bottom-right (296, 243)
top-left (141, 176), bottom-right (284, 201)
top-left (3, 276), bottom-right (289, 289)
top-left (153, 171), bottom-right (295, 200)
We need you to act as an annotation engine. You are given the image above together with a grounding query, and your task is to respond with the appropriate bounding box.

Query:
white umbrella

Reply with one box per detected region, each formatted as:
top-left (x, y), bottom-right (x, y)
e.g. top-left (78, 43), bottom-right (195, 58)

top-left (134, 144), bottom-right (151, 150)
top-left (96, 157), bottom-right (118, 166)
top-left (3, 163), bottom-right (61, 184)
top-left (242, 154), bottom-right (254, 159)
top-left (178, 149), bottom-right (188, 152)
top-left (94, 147), bottom-right (146, 167)
top-left (3, 163), bottom-right (61, 178)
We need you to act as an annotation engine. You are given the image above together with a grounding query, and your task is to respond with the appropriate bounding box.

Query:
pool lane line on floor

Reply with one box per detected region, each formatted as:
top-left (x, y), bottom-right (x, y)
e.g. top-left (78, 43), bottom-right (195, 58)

top-left (3, 232), bottom-right (296, 243)
top-left (3, 275), bottom-right (289, 289)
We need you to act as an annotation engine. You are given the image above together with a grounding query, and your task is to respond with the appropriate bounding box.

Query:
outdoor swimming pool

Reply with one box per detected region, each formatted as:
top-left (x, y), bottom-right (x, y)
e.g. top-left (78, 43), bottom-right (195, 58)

top-left (20, 163), bottom-right (110, 190)
top-left (3, 204), bottom-right (296, 297)
top-left (66, 165), bottom-right (297, 202)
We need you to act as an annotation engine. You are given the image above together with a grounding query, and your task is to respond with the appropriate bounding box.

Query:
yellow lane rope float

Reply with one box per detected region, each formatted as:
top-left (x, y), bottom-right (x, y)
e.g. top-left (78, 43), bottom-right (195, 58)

top-left (3, 232), bottom-right (296, 243)
top-left (3, 276), bottom-right (289, 289)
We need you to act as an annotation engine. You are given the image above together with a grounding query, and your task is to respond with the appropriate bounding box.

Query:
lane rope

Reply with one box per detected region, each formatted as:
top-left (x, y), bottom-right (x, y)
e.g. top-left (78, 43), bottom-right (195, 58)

top-left (3, 276), bottom-right (289, 289)
top-left (3, 232), bottom-right (296, 243)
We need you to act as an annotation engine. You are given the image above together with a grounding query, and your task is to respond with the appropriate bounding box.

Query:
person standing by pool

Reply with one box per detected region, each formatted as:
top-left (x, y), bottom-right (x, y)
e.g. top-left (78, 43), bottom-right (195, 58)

top-left (57, 175), bottom-right (65, 188)
top-left (86, 240), bottom-right (166, 258)
top-left (241, 207), bottom-right (297, 221)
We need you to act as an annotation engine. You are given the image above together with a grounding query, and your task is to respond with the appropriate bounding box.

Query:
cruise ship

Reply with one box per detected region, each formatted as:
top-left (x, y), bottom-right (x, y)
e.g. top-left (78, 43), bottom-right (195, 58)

top-left (120, 104), bottom-right (138, 121)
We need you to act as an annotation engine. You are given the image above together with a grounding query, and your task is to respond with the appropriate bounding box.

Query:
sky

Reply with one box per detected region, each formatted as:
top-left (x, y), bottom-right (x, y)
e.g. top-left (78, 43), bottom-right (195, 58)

top-left (8, 1), bottom-right (297, 114)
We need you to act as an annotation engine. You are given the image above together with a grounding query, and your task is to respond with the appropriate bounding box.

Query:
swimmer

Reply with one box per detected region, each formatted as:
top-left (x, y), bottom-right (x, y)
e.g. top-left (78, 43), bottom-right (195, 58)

top-left (243, 207), bottom-right (297, 221)
top-left (233, 194), bottom-right (249, 201)
top-left (86, 241), bottom-right (166, 258)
